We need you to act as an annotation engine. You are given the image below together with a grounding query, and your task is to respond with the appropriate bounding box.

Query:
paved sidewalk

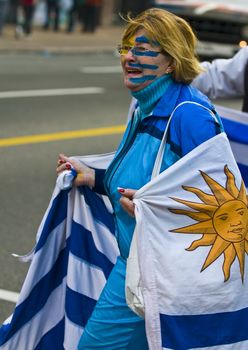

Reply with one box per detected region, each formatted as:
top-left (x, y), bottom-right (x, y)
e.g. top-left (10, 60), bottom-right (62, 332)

top-left (0, 24), bottom-right (124, 54)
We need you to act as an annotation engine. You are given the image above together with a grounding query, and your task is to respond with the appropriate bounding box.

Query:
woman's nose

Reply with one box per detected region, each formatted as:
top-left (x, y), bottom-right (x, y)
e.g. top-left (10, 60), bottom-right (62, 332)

top-left (125, 50), bottom-right (136, 60)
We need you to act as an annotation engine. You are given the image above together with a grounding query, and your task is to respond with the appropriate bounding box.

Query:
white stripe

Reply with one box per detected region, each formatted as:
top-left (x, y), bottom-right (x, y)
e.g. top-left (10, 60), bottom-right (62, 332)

top-left (67, 253), bottom-right (106, 300)
top-left (216, 105), bottom-right (248, 125)
top-left (1, 280), bottom-right (66, 350)
top-left (73, 192), bottom-right (119, 263)
top-left (17, 219), bottom-right (67, 305)
top-left (80, 66), bottom-right (122, 74)
top-left (102, 195), bottom-right (114, 214)
top-left (230, 141), bottom-right (248, 166)
top-left (64, 315), bottom-right (84, 350)
top-left (0, 289), bottom-right (19, 303)
top-left (76, 152), bottom-right (115, 169)
top-left (0, 87), bottom-right (104, 99)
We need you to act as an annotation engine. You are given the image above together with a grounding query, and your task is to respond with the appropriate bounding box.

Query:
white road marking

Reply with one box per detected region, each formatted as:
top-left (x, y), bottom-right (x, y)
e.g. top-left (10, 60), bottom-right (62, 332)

top-left (80, 66), bottom-right (122, 74)
top-left (0, 288), bottom-right (19, 303)
top-left (0, 87), bottom-right (105, 99)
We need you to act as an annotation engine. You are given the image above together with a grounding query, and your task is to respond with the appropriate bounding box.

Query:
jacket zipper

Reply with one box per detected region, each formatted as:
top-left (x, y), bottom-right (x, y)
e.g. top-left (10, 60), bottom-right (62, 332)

top-left (104, 111), bottom-right (141, 244)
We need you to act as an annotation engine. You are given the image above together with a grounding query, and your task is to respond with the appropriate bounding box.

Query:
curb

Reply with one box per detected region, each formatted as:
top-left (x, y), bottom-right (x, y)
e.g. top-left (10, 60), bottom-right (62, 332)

top-left (0, 47), bottom-right (117, 55)
top-left (0, 25), bottom-right (123, 55)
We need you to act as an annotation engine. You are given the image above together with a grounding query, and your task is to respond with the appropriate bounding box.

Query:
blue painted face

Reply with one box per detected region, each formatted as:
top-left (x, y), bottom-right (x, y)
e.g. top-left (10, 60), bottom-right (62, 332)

top-left (121, 29), bottom-right (172, 92)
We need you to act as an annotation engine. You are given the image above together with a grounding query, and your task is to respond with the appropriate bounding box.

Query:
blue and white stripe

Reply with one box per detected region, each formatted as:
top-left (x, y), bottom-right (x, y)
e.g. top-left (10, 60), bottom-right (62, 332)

top-left (216, 105), bottom-right (248, 187)
top-left (0, 154), bottom-right (119, 350)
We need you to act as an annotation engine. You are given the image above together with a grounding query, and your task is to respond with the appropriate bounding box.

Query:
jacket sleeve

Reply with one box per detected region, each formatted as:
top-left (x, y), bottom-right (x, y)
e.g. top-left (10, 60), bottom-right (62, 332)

top-left (93, 168), bottom-right (106, 195)
top-left (192, 47), bottom-right (248, 99)
top-left (171, 103), bottom-right (223, 157)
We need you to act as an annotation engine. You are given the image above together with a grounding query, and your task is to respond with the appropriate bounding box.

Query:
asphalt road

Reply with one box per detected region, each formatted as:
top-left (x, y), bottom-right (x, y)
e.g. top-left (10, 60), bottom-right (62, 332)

top-left (0, 52), bottom-right (242, 323)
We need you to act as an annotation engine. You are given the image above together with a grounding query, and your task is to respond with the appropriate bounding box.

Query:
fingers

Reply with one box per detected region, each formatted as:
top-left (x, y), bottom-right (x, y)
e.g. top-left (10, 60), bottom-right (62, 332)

top-left (119, 196), bottom-right (135, 217)
top-left (56, 154), bottom-right (95, 188)
top-left (56, 154), bottom-right (72, 174)
top-left (118, 187), bottom-right (137, 217)
top-left (58, 153), bottom-right (70, 164)
top-left (117, 187), bottom-right (137, 198)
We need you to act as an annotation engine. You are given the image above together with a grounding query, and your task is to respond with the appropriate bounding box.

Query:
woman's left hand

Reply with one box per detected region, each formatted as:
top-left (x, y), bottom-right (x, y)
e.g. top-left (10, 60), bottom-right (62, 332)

top-left (118, 188), bottom-right (137, 217)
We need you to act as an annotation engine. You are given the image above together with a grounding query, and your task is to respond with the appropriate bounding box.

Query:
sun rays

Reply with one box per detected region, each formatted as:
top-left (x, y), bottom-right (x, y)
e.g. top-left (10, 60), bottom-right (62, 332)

top-left (169, 165), bottom-right (248, 282)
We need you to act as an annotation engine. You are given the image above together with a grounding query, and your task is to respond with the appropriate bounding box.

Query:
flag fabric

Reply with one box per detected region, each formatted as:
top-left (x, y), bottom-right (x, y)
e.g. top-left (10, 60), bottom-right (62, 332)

top-left (127, 131), bottom-right (248, 349)
top-left (216, 105), bottom-right (248, 188)
top-left (0, 153), bottom-right (119, 350)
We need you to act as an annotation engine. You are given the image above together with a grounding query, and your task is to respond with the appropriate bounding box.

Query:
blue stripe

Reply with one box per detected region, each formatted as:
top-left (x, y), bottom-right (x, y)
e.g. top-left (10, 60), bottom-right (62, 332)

top-left (0, 242), bottom-right (69, 345)
top-left (237, 162), bottom-right (248, 187)
top-left (129, 63), bottom-right (158, 70)
top-left (34, 318), bottom-right (65, 350)
top-left (35, 189), bottom-right (69, 253)
top-left (129, 75), bottom-right (157, 84)
top-left (70, 220), bottom-right (114, 279)
top-left (132, 50), bottom-right (160, 57)
top-left (134, 36), bottom-right (160, 47)
top-left (79, 187), bottom-right (115, 235)
top-left (135, 36), bottom-right (150, 43)
top-left (66, 286), bottom-right (96, 327)
top-left (139, 117), bottom-right (167, 139)
top-left (222, 118), bottom-right (248, 144)
top-left (160, 307), bottom-right (248, 349)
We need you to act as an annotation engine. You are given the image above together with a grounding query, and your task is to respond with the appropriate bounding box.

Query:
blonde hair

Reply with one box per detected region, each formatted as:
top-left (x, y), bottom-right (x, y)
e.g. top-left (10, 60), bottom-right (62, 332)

top-left (122, 8), bottom-right (203, 84)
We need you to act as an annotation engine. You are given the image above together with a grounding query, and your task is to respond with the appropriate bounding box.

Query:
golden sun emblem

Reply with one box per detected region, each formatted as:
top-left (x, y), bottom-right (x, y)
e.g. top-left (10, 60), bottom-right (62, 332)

top-left (169, 165), bottom-right (248, 282)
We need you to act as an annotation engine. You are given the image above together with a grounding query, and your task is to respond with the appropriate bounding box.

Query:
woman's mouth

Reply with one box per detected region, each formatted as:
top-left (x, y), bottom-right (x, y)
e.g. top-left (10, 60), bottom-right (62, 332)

top-left (126, 68), bottom-right (142, 77)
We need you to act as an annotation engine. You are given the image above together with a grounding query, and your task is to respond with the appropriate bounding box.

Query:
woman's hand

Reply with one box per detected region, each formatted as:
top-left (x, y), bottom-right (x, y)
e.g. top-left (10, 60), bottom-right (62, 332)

top-left (56, 153), bottom-right (95, 187)
top-left (118, 188), bottom-right (137, 217)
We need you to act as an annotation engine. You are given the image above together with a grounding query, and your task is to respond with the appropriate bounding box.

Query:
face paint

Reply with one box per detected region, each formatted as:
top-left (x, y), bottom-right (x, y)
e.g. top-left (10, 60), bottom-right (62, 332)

top-left (131, 36), bottom-right (162, 57)
top-left (131, 48), bottom-right (160, 57)
top-left (129, 75), bottom-right (157, 84)
top-left (134, 37), bottom-right (160, 57)
top-left (135, 35), bottom-right (150, 44)
top-left (121, 29), bottom-right (171, 92)
top-left (129, 62), bottom-right (159, 70)
top-left (135, 35), bottom-right (160, 46)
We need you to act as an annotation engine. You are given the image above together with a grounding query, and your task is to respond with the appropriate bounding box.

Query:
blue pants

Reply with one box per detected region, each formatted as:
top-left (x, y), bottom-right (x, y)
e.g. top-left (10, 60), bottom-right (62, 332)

top-left (78, 256), bottom-right (148, 350)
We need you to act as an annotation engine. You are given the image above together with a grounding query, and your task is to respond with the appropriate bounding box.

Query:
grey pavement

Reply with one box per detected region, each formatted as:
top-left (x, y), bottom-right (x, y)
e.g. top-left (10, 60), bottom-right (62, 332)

top-left (0, 24), bottom-right (124, 54)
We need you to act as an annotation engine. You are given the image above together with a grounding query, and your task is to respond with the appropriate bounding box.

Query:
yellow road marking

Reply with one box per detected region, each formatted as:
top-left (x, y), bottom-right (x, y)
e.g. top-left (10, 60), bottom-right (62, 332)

top-left (0, 125), bottom-right (126, 148)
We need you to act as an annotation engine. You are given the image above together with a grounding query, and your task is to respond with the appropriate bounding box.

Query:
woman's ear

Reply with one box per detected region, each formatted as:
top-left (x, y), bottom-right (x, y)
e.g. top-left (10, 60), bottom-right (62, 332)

top-left (165, 65), bottom-right (175, 74)
top-left (165, 66), bottom-right (173, 74)
top-left (165, 59), bottom-right (176, 74)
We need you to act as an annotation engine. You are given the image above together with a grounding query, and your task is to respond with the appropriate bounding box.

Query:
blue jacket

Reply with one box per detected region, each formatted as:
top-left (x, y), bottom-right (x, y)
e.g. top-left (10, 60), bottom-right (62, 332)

top-left (101, 81), bottom-right (223, 259)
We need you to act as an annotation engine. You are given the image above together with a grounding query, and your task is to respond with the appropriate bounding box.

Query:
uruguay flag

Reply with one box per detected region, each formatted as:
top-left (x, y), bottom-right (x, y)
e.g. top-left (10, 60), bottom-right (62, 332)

top-left (0, 153), bottom-right (119, 350)
top-left (128, 131), bottom-right (248, 349)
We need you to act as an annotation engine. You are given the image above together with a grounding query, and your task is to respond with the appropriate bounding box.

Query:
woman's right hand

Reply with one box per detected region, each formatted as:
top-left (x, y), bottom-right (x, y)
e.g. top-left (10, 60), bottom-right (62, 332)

top-left (56, 153), bottom-right (95, 188)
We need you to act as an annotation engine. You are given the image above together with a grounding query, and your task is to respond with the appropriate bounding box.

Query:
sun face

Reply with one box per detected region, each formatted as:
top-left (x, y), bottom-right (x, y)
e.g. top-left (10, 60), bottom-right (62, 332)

top-left (169, 165), bottom-right (248, 282)
top-left (213, 200), bottom-right (248, 242)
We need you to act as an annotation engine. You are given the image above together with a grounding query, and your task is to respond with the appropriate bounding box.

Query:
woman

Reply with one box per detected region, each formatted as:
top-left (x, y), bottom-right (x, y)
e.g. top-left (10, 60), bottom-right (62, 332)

top-left (57, 8), bottom-right (223, 349)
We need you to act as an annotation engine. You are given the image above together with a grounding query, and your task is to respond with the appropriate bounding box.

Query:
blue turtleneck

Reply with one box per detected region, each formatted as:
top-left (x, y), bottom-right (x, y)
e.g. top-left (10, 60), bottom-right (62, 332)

top-left (131, 74), bottom-right (173, 117)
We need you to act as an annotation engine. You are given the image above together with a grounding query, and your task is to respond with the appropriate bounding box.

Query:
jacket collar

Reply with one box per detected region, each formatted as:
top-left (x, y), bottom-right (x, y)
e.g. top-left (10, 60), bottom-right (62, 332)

top-left (151, 80), bottom-right (183, 118)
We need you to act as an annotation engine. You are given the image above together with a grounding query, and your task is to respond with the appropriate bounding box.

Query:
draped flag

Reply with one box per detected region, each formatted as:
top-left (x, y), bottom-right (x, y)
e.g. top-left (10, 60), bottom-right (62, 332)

top-left (127, 132), bottom-right (248, 349)
top-left (0, 153), bottom-right (119, 350)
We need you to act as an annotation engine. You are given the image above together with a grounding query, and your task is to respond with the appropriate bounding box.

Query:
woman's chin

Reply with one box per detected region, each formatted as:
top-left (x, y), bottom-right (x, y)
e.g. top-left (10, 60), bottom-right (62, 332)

top-left (124, 79), bottom-right (146, 92)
